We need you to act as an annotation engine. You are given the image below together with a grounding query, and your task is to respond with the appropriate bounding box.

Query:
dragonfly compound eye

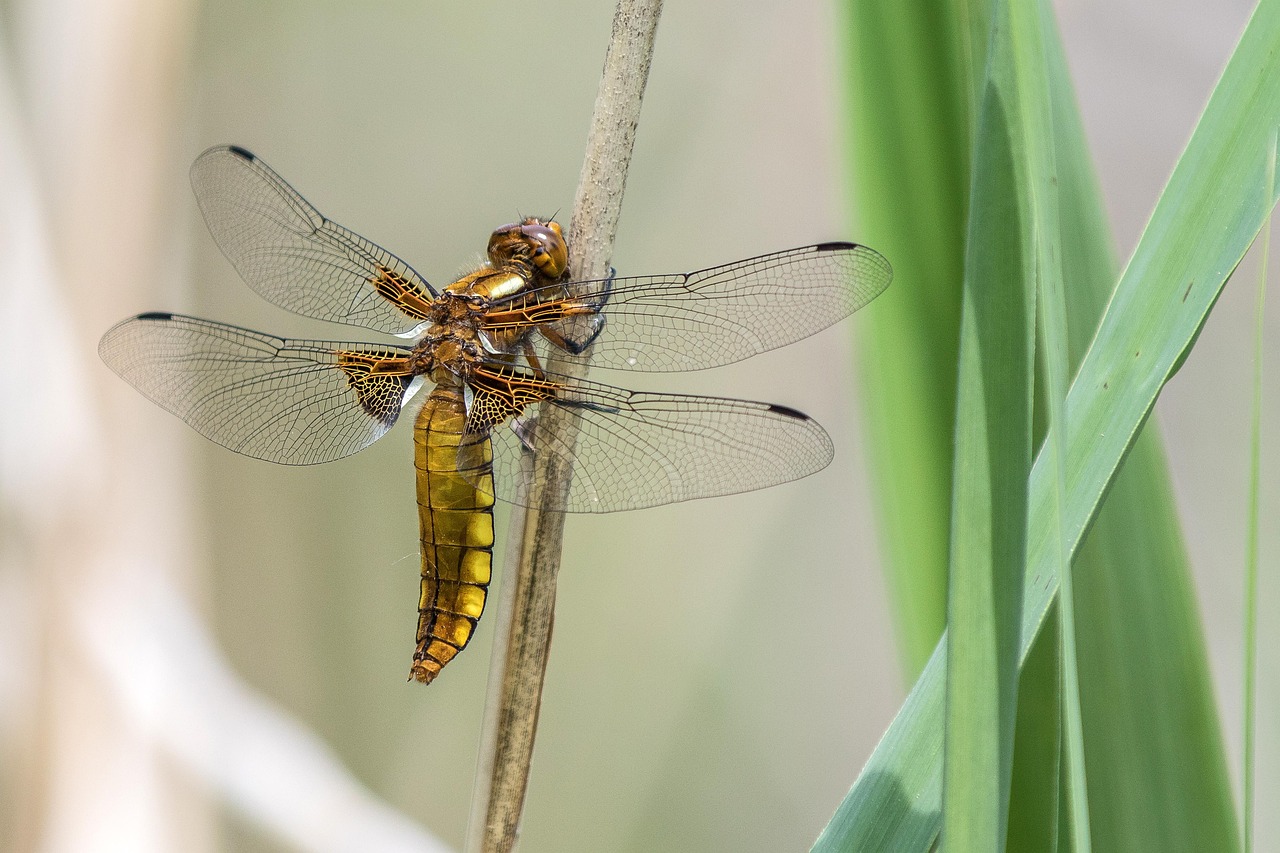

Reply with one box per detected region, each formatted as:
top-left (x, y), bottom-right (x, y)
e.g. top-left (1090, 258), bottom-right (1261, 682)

top-left (520, 222), bottom-right (567, 278)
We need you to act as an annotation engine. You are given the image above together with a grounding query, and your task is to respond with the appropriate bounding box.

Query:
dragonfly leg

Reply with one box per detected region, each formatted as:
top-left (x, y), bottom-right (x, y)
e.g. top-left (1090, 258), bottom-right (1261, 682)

top-left (580, 266), bottom-right (615, 313)
top-left (540, 310), bottom-right (605, 354)
top-left (537, 266), bottom-right (613, 355)
top-left (521, 338), bottom-right (546, 378)
top-left (511, 414), bottom-right (537, 453)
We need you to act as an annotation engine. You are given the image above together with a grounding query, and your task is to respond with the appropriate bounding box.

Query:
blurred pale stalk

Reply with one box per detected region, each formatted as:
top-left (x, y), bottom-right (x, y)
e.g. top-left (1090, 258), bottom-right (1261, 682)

top-left (1, 3), bottom-right (450, 851)
top-left (2, 1), bottom-right (205, 849)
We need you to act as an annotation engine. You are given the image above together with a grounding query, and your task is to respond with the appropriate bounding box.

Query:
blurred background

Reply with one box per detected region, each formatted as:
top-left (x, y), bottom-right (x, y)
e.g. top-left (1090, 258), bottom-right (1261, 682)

top-left (0, 1), bottom-right (1275, 851)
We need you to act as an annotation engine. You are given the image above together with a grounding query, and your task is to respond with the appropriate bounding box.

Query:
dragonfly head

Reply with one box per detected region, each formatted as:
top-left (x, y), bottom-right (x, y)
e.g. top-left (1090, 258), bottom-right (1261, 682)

top-left (488, 218), bottom-right (568, 280)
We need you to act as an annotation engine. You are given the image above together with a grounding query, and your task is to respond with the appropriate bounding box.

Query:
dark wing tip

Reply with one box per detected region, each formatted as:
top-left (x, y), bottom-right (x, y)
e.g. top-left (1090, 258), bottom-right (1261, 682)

top-left (767, 403), bottom-right (811, 421)
top-left (226, 145), bottom-right (256, 161)
top-left (813, 240), bottom-right (895, 285)
top-left (829, 241), bottom-right (894, 292)
top-left (135, 311), bottom-right (174, 321)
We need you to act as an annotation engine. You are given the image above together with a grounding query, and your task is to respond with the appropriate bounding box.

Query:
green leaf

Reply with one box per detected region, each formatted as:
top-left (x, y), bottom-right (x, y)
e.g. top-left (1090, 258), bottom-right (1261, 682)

top-left (1242, 137), bottom-right (1274, 853)
top-left (821, 1), bottom-right (1278, 848)
top-left (1006, 619), bottom-right (1061, 852)
top-left (1036, 9), bottom-right (1237, 849)
top-left (942, 0), bottom-right (1038, 845)
top-left (1006, 1), bottom-right (1092, 847)
top-left (838, 0), bottom-right (975, 676)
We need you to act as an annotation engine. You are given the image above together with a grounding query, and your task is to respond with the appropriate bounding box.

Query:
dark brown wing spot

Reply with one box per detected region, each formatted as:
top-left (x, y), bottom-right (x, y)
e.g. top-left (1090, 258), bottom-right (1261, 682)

top-left (467, 366), bottom-right (562, 433)
top-left (766, 403), bottom-right (810, 421)
top-left (336, 351), bottom-right (414, 425)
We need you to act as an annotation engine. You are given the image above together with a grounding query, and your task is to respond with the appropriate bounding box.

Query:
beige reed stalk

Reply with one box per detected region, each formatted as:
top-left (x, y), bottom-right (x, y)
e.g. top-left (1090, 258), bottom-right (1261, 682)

top-left (464, 2), bottom-right (664, 851)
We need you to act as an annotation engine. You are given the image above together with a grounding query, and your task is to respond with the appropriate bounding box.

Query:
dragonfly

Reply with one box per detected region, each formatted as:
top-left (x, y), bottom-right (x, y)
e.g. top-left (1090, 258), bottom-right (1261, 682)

top-left (100, 145), bottom-right (892, 685)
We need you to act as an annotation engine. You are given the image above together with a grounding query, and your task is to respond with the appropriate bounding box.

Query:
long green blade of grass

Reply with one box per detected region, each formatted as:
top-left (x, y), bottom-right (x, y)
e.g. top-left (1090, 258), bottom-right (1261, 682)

top-left (821, 4), bottom-right (1280, 848)
top-left (1011, 1), bottom-right (1092, 847)
top-left (942, 0), bottom-right (1038, 846)
top-left (1242, 133), bottom-right (1273, 853)
top-left (1005, 619), bottom-right (1061, 851)
top-left (1002, 21), bottom-right (1100, 838)
top-left (839, 0), bottom-right (973, 676)
top-left (1035, 9), bottom-right (1234, 849)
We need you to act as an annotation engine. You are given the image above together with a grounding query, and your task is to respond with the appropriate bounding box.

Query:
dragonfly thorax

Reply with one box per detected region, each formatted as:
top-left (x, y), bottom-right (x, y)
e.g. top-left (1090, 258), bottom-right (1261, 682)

top-left (444, 265), bottom-right (535, 304)
top-left (412, 330), bottom-right (481, 383)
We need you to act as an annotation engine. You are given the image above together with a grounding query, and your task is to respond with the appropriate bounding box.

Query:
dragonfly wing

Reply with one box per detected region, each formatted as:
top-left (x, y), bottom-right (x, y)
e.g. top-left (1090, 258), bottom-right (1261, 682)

top-left (99, 313), bottom-right (417, 465)
top-left (468, 366), bottom-right (833, 513)
top-left (494, 242), bottom-right (891, 372)
top-left (191, 145), bottom-right (436, 335)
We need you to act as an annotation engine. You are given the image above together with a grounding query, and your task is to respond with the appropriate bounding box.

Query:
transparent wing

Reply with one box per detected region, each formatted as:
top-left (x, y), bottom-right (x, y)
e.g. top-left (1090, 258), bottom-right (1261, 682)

top-left (99, 313), bottom-right (417, 465)
top-left (468, 366), bottom-right (833, 513)
top-left (191, 145), bottom-right (436, 335)
top-left (486, 242), bottom-right (891, 372)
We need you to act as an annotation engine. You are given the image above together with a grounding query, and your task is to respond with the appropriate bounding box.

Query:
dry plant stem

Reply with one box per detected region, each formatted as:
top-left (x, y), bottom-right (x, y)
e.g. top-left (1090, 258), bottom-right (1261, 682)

top-left (465, 3), bottom-right (664, 852)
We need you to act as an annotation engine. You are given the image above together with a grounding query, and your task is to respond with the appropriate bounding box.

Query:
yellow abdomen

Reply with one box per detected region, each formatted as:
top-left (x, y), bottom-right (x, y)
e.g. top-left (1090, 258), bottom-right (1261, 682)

top-left (410, 383), bottom-right (495, 684)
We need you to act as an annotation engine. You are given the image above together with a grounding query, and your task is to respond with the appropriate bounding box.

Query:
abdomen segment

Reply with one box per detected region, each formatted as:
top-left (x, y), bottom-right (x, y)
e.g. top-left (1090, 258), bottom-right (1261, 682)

top-left (411, 383), bottom-right (495, 683)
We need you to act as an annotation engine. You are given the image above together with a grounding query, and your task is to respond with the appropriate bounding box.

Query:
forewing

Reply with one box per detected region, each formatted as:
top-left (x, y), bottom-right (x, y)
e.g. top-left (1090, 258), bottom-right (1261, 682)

top-left (99, 313), bottom-right (416, 465)
top-left (191, 145), bottom-right (436, 335)
top-left (495, 242), bottom-right (891, 372)
top-left (473, 368), bottom-right (834, 513)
